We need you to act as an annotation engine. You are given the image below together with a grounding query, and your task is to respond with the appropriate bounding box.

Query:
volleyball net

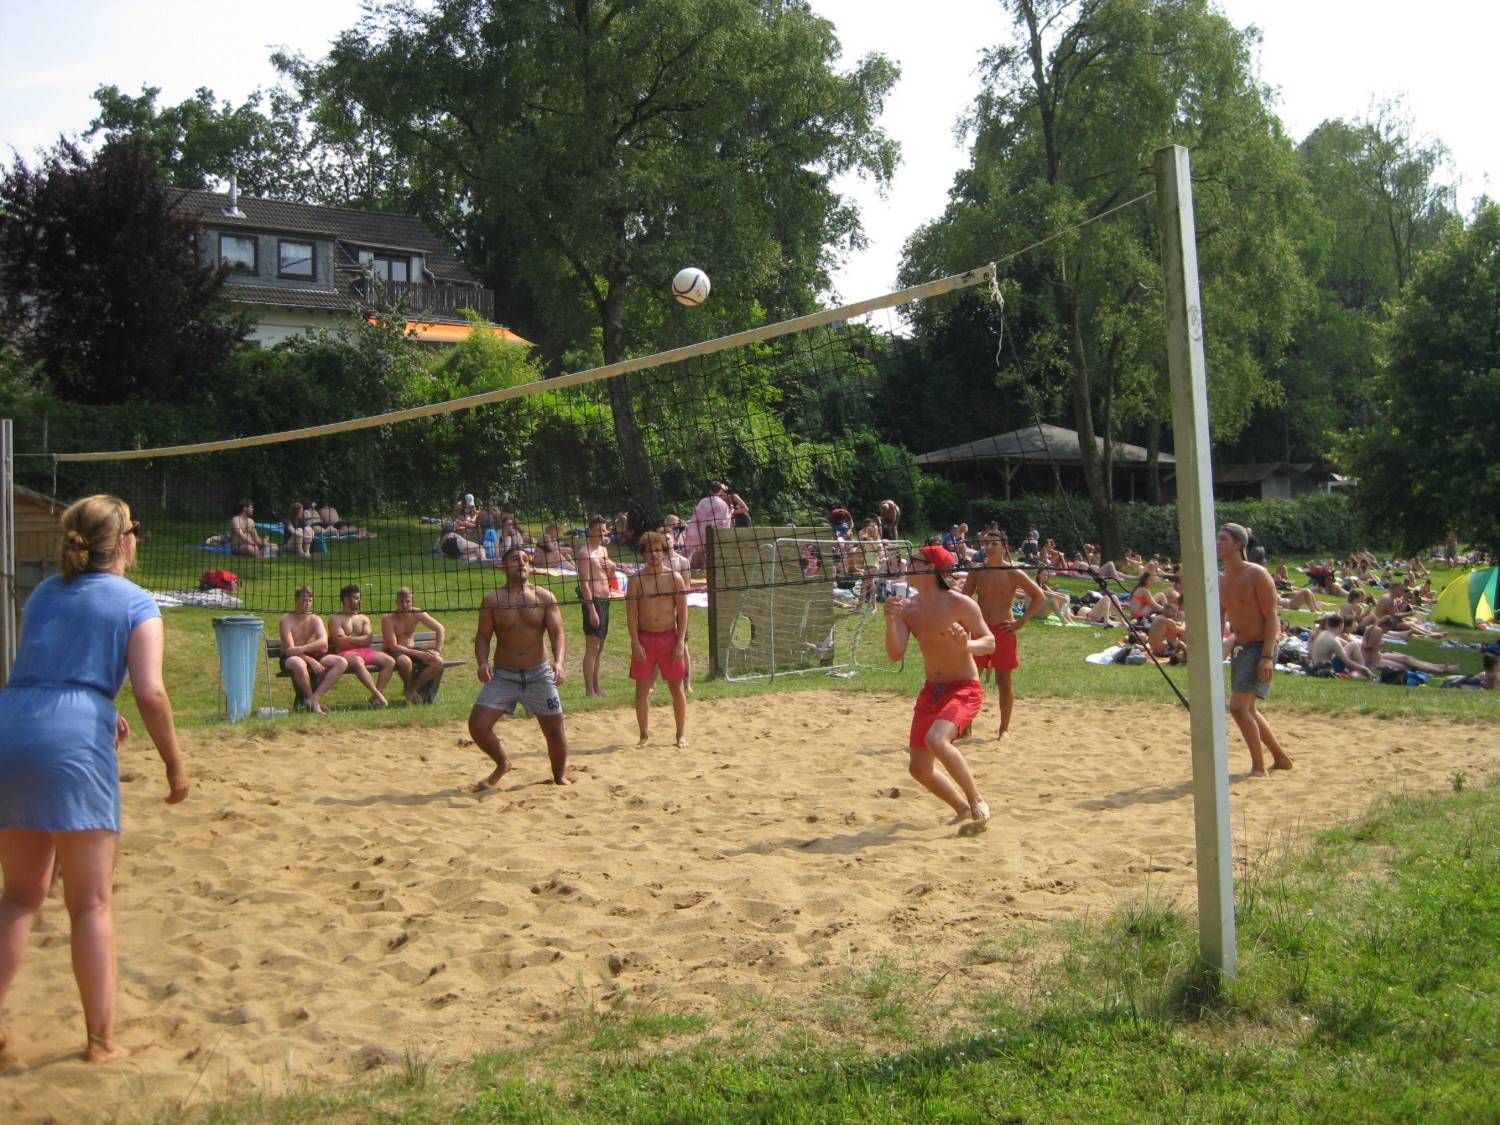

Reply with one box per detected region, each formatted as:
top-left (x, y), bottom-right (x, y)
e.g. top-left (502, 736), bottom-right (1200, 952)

top-left (10, 266), bottom-right (999, 674)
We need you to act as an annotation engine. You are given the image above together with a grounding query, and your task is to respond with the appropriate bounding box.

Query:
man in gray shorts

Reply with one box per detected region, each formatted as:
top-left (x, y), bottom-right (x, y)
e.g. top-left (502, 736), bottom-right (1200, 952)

top-left (467, 545), bottom-right (571, 789)
top-left (1217, 523), bottom-right (1293, 777)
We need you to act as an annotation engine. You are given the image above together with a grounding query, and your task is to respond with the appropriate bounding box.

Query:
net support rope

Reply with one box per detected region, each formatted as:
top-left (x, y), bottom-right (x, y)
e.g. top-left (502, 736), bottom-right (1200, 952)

top-left (53, 264), bottom-right (997, 464)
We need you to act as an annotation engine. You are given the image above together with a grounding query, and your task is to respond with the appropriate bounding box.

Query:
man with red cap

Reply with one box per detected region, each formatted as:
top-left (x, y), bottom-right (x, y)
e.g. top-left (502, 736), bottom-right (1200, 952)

top-left (884, 543), bottom-right (994, 833)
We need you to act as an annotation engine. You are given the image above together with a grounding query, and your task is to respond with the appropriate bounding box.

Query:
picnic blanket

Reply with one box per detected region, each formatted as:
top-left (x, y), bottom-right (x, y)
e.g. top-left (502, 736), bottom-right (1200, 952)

top-left (151, 589), bottom-right (246, 609)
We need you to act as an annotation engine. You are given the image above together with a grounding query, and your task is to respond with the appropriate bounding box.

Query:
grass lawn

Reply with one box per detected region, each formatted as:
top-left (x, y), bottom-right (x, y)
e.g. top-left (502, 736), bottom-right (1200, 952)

top-left (136, 557), bottom-right (1498, 733)
top-left (158, 775), bottom-right (1500, 1123)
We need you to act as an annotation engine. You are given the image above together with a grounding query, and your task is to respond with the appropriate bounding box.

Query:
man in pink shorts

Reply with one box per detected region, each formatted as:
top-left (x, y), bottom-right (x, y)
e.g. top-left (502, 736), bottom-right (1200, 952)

top-left (628, 530), bottom-right (690, 747)
top-left (962, 530), bottom-right (1045, 740)
top-left (884, 544), bottom-right (995, 833)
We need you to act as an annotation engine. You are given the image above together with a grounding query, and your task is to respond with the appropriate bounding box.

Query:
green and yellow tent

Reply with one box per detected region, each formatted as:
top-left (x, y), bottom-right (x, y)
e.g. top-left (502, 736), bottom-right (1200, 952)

top-left (1432, 567), bottom-right (1498, 628)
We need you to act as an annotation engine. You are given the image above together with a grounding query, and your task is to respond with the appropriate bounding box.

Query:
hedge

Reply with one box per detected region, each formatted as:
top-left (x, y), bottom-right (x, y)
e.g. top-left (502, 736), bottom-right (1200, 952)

top-left (959, 493), bottom-right (1364, 558)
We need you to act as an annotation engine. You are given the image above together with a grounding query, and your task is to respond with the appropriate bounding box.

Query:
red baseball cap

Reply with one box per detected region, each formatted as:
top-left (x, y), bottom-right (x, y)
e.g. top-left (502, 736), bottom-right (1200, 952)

top-left (916, 545), bottom-right (957, 572)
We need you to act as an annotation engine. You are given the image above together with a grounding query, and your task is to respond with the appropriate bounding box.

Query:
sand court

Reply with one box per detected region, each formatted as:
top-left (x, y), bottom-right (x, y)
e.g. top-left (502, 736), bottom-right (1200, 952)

top-left (2, 690), bottom-right (1494, 1121)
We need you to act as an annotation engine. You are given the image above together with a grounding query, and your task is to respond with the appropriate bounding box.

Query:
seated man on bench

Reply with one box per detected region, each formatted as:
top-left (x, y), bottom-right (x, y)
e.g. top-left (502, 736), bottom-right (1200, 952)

top-left (329, 584), bottom-right (398, 708)
top-left (278, 586), bottom-right (347, 713)
top-left (382, 587), bottom-right (447, 704)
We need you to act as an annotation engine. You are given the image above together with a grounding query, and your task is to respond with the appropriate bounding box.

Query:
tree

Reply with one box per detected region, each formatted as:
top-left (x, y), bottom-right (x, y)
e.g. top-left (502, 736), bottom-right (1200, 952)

top-left (307, 0), bottom-right (898, 513)
top-left (87, 84), bottom-right (302, 198)
top-left (900, 0), bottom-right (1310, 557)
top-left (0, 140), bottom-right (250, 404)
top-left (1337, 204), bottom-right (1499, 555)
top-left (1224, 106), bottom-right (1459, 463)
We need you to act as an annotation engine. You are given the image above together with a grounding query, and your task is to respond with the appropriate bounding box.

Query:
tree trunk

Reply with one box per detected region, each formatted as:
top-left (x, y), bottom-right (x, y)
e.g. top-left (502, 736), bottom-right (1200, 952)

top-left (1055, 277), bottom-right (1125, 560)
top-left (1144, 414), bottom-right (1162, 505)
top-left (600, 278), bottom-right (660, 522)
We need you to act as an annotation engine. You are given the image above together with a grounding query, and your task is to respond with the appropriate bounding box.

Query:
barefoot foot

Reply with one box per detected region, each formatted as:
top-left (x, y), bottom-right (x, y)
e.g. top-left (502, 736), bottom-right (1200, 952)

top-left (369, 692), bottom-right (389, 709)
top-left (550, 775), bottom-right (573, 786)
top-left (465, 762), bottom-right (513, 792)
top-left (404, 688), bottom-right (423, 705)
top-left (1248, 766), bottom-right (1271, 778)
top-left (1271, 756), bottom-right (1294, 772)
top-left (85, 1033), bottom-right (128, 1063)
top-left (675, 736), bottom-right (688, 749)
top-left (637, 735), bottom-right (649, 748)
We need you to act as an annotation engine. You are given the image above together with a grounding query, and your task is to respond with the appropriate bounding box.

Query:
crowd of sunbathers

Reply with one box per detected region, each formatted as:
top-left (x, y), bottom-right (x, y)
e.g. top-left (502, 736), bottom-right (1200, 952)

top-left (225, 499), bottom-right (375, 558)
top-left (1063, 541), bottom-right (1496, 690)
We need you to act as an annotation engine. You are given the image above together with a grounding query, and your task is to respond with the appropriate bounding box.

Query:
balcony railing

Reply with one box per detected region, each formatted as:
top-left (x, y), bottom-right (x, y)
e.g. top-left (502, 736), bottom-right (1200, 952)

top-left (349, 278), bottom-right (494, 322)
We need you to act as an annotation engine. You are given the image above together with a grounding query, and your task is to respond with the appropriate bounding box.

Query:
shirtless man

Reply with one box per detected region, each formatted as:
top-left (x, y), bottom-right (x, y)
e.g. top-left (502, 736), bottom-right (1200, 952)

top-left (1147, 605), bottom-right (1188, 663)
top-left (575, 514), bottom-right (616, 698)
top-left (329, 584), bottom-right (396, 708)
top-left (961, 531), bottom-right (1044, 741)
top-left (531, 523), bottom-right (575, 567)
top-left (278, 586), bottom-right (348, 713)
top-left (382, 587), bottom-right (447, 704)
top-left (628, 531), bottom-right (690, 747)
top-left (1217, 523), bottom-right (1294, 777)
top-left (229, 499), bottom-right (277, 558)
top-left (878, 498), bottom-right (901, 541)
top-left (468, 545), bottom-right (570, 788)
top-left (885, 545), bottom-right (994, 833)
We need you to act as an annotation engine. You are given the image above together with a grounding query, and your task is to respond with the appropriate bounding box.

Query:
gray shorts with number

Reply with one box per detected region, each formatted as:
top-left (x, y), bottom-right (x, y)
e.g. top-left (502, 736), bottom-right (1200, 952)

top-left (475, 661), bottom-right (563, 718)
top-left (1230, 642), bottom-right (1271, 700)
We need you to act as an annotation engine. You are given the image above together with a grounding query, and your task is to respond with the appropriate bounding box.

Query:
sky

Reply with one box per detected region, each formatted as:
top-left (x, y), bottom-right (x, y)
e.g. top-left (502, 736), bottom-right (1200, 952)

top-left (2, 0), bottom-right (1496, 303)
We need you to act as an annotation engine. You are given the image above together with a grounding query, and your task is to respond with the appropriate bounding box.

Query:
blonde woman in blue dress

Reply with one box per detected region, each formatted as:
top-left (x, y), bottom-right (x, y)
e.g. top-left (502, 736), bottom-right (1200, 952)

top-left (0, 495), bottom-right (189, 1063)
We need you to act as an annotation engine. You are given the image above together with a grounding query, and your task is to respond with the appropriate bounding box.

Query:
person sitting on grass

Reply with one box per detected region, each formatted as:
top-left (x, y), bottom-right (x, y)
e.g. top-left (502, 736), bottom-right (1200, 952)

top-left (329, 585), bottom-right (397, 708)
top-left (382, 587), bottom-right (447, 705)
top-left (628, 531), bottom-right (690, 748)
top-left (229, 500), bottom-right (278, 558)
top-left (283, 501), bottom-right (317, 558)
top-left (1032, 569), bottom-right (1077, 624)
top-left (1147, 604), bottom-right (1188, 664)
top-left (278, 587), bottom-right (348, 713)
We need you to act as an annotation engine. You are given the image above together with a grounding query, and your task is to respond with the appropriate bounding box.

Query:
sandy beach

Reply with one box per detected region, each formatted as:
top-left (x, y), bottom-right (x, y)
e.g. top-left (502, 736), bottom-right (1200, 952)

top-left (2, 690), bottom-right (1493, 1122)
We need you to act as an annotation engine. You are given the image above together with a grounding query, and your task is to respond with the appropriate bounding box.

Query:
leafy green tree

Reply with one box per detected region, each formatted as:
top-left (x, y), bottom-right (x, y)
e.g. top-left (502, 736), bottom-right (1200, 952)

top-left (900, 0), bottom-right (1310, 557)
top-left (1337, 205), bottom-right (1500, 555)
top-left (86, 84), bottom-right (304, 198)
top-left (307, 0), bottom-right (899, 513)
top-left (0, 140), bottom-right (249, 404)
top-left (1233, 106), bottom-right (1459, 462)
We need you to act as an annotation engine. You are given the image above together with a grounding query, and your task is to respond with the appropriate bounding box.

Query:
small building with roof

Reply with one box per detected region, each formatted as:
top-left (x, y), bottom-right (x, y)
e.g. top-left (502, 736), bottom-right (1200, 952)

top-left (914, 423), bottom-right (1176, 502)
top-left (177, 185), bottom-right (530, 349)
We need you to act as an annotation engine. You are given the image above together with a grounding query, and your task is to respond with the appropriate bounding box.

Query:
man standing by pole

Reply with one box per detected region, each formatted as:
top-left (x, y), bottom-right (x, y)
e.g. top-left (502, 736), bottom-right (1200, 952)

top-left (1217, 523), bottom-right (1293, 778)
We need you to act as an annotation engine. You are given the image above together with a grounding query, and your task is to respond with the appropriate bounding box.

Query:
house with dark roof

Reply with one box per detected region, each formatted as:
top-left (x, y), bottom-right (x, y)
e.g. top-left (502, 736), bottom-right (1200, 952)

top-left (177, 185), bottom-right (530, 348)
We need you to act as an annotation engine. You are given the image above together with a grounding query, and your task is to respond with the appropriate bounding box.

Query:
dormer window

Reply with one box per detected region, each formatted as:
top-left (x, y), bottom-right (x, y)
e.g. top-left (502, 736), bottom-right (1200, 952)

top-left (278, 240), bottom-right (315, 280)
top-left (360, 251), bottom-right (410, 284)
top-left (219, 234), bottom-right (257, 274)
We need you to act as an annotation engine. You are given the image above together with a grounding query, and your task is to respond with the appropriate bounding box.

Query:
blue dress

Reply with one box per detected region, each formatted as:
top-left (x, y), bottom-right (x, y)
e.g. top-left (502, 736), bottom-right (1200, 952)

top-left (0, 572), bottom-right (160, 833)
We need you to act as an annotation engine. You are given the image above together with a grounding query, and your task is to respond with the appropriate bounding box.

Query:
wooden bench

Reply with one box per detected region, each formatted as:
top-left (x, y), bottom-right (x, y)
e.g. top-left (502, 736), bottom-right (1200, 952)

top-left (266, 631), bottom-right (464, 707)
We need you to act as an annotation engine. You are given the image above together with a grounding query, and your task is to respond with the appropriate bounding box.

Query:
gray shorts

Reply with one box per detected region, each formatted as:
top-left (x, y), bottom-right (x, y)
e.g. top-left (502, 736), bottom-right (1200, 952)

top-left (1231, 642), bottom-right (1271, 700)
top-left (475, 661), bottom-right (563, 718)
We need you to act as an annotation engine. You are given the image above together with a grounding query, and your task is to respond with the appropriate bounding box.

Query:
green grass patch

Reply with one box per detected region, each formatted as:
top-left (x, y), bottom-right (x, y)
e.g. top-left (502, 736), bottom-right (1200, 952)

top-left (161, 778), bottom-right (1500, 1123)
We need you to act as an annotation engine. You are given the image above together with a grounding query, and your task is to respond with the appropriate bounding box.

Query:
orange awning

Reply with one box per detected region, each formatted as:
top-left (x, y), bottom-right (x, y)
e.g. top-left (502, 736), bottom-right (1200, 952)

top-left (370, 318), bottom-right (534, 346)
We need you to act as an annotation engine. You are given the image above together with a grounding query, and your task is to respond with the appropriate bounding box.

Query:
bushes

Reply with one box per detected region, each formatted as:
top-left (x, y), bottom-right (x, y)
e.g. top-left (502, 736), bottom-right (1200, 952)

top-left (966, 493), bottom-right (1363, 557)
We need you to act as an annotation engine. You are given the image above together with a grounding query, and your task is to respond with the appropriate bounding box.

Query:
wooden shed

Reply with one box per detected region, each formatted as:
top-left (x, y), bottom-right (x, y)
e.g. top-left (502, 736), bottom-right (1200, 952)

top-left (15, 484), bottom-right (64, 608)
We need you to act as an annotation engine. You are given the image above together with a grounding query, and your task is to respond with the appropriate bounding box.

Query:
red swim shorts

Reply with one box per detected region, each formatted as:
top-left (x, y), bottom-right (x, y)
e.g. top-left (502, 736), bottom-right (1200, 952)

top-left (974, 624), bottom-right (1019, 671)
top-left (342, 647), bottom-right (383, 664)
top-left (909, 679), bottom-right (984, 750)
top-left (630, 628), bottom-right (687, 683)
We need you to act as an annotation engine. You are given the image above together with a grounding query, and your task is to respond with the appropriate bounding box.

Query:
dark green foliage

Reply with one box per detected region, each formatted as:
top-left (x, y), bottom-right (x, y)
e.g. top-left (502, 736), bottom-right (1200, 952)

top-left (967, 494), bottom-right (1364, 557)
top-left (0, 140), bottom-right (250, 404)
top-left (1338, 204), bottom-right (1500, 555)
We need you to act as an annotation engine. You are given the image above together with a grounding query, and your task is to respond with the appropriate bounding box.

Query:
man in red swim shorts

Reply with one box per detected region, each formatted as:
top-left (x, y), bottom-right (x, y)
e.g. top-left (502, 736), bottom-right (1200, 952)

top-left (962, 530), bottom-right (1045, 740)
top-left (884, 544), bottom-right (995, 833)
top-left (628, 531), bottom-right (690, 748)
